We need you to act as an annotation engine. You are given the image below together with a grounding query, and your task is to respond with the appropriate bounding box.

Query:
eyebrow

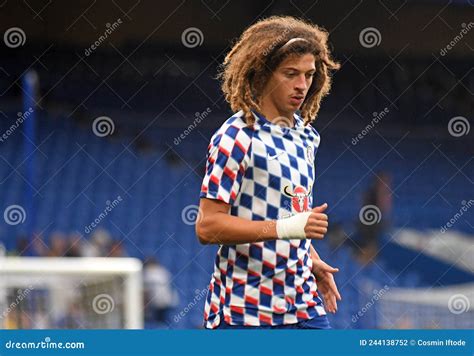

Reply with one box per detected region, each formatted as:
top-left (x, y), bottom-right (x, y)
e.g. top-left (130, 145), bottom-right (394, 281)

top-left (282, 67), bottom-right (316, 72)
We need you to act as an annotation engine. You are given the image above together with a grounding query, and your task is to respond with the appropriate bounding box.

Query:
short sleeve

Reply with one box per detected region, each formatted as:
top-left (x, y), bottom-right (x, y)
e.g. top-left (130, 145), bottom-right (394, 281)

top-left (305, 122), bottom-right (321, 149)
top-left (200, 123), bottom-right (253, 205)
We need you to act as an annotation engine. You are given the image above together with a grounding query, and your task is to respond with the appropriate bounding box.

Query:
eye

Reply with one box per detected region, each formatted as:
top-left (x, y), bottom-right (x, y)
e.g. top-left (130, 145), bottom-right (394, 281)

top-left (306, 72), bottom-right (315, 79)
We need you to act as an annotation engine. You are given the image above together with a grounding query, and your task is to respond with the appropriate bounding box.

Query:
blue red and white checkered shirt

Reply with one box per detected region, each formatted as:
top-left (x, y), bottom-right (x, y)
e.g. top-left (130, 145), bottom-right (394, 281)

top-left (200, 110), bottom-right (327, 328)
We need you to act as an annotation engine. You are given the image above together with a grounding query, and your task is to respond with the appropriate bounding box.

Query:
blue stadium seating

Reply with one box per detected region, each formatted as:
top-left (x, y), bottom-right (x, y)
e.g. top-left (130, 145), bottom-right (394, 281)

top-left (0, 110), bottom-right (471, 329)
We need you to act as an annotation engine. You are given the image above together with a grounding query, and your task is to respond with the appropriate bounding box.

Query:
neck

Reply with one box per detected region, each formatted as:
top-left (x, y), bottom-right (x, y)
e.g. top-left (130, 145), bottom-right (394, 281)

top-left (259, 100), bottom-right (295, 127)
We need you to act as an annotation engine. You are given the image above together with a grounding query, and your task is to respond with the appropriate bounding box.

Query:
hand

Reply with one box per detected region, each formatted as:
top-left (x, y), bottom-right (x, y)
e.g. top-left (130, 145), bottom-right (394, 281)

top-left (304, 203), bottom-right (328, 239)
top-left (311, 258), bottom-right (341, 313)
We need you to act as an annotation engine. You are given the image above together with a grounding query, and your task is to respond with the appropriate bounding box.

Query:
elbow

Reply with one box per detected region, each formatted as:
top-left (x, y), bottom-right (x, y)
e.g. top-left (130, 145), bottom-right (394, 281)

top-left (195, 218), bottom-right (213, 245)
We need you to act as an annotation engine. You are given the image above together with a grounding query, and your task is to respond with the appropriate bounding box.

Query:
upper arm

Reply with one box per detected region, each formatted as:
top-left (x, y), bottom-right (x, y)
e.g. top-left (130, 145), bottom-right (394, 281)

top-left (199, 122), bottom-right (253, 206)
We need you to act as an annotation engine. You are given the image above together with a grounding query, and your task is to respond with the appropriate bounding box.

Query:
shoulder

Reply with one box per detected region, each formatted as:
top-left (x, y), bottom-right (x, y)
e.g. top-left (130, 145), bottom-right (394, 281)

top-left (305, 123), bottom-right (320, 139)
top-left (210, 111), bottom-right (255, 150)
top-left (296, 113), bottom-right (321, 146)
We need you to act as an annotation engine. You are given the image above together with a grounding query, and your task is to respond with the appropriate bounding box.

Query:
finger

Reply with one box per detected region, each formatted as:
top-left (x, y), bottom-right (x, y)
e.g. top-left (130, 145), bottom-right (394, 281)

top-left (307, 232), bottom-right (324, 239)
top-left (329, 293), bottom-right (338, 312)
top-left (312, 203), bottom-right (328, 213)
top-left (323, 293), bottom-right (333, 311)
top-left (328, 279), bottom-right (342, 300)
top-left (315, 221), bottom-right (329, 227)
top-left (307, 227), bottom-right (328, 235)
top-left (307, 219), bottom-right (328, 228)
top-left (308, 212), bottom-right (328, 221)
top-left (307, 217), bottom-right (328, 227)
top-left (306, 224), bottom-right (328, 234)
top-left (325, 293), bottom-right (337, 313)
top-left (329, 296), bottom-right (336, 312)
top-left (311, 213), bottom-right (328, 221)
top-left (321, 263), bottom-right (339, 273)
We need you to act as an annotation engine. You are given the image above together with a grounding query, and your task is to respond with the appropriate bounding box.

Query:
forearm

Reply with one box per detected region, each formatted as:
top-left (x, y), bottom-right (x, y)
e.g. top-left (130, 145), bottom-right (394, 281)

top-left (196, 199), bottom-right (327, 245)
top-left (197, 212), bottom-right (278, 245)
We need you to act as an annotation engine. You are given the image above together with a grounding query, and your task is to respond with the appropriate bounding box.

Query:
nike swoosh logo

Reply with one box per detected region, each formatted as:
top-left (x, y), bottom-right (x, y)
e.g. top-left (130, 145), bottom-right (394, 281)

top-left (267, 152), bottom-right (284, 160)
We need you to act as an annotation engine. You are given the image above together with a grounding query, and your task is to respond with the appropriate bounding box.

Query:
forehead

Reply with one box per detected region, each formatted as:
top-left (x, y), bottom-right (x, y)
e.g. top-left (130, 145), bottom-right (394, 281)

top-left (278, 53), bottom-right (316, 71)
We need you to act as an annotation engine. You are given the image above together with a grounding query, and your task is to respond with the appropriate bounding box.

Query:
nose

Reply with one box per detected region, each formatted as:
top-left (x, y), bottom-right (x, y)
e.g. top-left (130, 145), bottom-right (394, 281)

top-left (294, 74), bottom-right (308, 92)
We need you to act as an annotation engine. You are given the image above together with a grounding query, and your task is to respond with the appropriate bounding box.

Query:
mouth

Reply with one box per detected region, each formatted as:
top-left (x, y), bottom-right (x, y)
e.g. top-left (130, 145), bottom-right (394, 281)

top-left (289, 95), bottom-right (304, 106)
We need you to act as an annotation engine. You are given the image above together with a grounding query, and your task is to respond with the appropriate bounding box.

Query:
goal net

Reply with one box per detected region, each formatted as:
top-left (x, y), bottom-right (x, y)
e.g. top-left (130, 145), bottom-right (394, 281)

top-left (0, 257), bottom-right (143, 329)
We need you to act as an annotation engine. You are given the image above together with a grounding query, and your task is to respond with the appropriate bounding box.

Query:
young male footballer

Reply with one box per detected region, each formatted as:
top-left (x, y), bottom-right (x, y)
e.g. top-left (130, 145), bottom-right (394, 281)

top-left (196, 16), bottom-right (341, 329)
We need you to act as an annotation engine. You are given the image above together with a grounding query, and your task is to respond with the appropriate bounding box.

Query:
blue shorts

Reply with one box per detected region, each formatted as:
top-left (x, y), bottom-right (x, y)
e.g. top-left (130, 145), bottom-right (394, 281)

top-left (214, 313), bottom-right (331, 329)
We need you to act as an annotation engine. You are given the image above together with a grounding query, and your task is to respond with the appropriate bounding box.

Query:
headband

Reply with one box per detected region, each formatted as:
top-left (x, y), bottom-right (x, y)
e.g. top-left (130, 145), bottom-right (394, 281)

top-left (279, 37), bottom-right (310, 51)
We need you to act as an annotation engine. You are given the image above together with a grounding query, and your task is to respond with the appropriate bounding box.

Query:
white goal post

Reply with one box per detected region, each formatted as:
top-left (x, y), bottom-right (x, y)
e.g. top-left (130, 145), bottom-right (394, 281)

top-left (0, 257), bottom-right (143, 329)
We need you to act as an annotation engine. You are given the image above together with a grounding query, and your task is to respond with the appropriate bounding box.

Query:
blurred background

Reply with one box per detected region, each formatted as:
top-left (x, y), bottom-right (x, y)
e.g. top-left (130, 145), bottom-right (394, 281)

top-left (0, 0), bottom-right (472, 329)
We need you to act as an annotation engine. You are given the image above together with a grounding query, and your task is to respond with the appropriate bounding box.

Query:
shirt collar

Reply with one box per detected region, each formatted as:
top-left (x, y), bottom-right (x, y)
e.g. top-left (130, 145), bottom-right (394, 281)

top-left (252, 110), bottom-right (304, 129)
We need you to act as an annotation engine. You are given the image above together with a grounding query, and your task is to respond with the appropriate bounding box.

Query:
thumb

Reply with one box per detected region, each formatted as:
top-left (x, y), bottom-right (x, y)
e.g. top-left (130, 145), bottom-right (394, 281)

top-left (312, 203), bottom-right (328, 213)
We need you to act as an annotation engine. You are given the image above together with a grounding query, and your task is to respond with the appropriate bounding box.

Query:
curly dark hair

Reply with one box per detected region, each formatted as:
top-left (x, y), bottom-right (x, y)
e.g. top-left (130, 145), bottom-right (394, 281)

top-left (219, 15), bottom-right (340, 126)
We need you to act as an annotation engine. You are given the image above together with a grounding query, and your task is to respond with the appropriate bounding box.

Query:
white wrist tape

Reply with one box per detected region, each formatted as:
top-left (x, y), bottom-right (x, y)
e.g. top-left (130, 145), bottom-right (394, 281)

top-left (276, 212), bottom-right (312, 240)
